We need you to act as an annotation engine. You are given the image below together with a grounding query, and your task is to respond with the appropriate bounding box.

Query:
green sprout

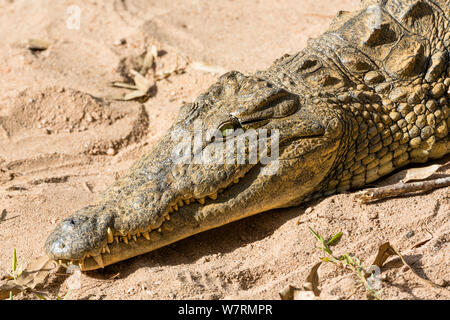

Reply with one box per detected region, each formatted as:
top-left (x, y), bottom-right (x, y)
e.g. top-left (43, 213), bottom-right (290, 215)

top-left (308, 227), bottom-right (382, 300)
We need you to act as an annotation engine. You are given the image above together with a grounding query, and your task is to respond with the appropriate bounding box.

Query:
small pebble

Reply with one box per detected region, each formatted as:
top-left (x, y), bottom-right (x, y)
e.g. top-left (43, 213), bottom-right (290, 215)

top-left (107, 148), bottom-right (117, 156)
top-left (368, 211), bottom-right (378, 219)
top-left (168, 292), bottom-right (176, 299)
top-left (405, 230), bottom-right (415, 239)
top-left (113, 38), bottom-right (126, 46)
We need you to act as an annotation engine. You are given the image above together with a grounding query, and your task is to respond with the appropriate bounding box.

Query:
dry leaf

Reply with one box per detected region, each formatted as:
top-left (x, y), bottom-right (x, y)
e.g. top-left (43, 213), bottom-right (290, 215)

top-left (370, 242), bottom-right (396, 269)
top-left (370, 242), bottom-right (449, 295)
top-left (279, 261), bottom-right (322, 300)
top-left (402, 164), bottom-right (443, 183)
top-left (279, 285), bottom-right (296, 300)
top-left (110, 69), bottom-right (153, 101)
top-left (111, 81), bottom-right (138, 90)
top-left (154, 66), bottom-right (185, 81)
top-left (140, 45), bottom-right (157, 76)
top-left (304, 261), bottom-right (322, 296)
top-left (27, 39), bottom-right (50, 51)
top-left (0, 255), bottom-right (56, 299)
top-left (190, 61), bottom-right (227, 75)
top-left (279, 285), bottom-right (316, 300)
top-left (130, 69), bottom-right (153, 92)
top-left (108, 48), bottom-right (184, 101)
top-left (293, 290), bottom-right (316, 300)
top-left (121, 90), bottom-right (150, 101)
top-left (13, 255), bottom-right (55, 289)
top-left (0, 282), bottom-right (29, 300)
top-left (411, 238), bottom-right (432, 249)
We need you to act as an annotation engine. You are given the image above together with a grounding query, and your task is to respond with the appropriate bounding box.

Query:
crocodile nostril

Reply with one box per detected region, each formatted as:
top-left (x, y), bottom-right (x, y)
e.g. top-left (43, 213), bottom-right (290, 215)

top-left (59, 243), bottom-right (65, 249)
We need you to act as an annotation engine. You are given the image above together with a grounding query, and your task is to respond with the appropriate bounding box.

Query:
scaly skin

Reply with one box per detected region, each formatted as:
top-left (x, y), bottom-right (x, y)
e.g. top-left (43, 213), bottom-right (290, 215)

top-left (45, 0), bottom-right (450, 270)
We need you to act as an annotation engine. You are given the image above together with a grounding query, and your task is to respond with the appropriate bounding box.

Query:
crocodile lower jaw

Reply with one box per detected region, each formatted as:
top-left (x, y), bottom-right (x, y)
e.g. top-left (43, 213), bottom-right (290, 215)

top-left (58, 170), bottom-right (250, 270)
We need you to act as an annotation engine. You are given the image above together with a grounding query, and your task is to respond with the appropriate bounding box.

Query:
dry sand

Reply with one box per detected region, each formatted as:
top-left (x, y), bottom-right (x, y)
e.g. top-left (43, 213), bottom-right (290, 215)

top-left (0, 0), bottom-right (448, 300)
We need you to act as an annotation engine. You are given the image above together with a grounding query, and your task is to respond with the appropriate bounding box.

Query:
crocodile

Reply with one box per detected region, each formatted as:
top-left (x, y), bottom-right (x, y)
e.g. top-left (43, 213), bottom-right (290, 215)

top-left (45, 0), bottom-right (450, 271)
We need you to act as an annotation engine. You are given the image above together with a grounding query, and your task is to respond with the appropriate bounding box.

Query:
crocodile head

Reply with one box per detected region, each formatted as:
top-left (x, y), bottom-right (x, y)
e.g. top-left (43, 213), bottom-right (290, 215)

top-left (45, 70), bottom-right (347, 270)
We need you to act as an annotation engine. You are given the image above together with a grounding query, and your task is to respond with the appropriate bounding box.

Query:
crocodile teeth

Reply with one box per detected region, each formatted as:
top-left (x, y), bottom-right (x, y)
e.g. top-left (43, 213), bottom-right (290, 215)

top-left (107, 227), bottom-right (114, 243)
top-left (143, 231), bottom-right (150, 240)
top-left (133, 235), bottom-right (137, 242)
top-left (115, 236), bottom-right (119, 244)
top-left (93, 254), bottom-right (104, 268)
top-left (177, 199), bottom-right (184, 207)
top-left (173, 204), bottom-right (178, 211)
top-left (136, 231), bottom-right (141, 237)
top-left (234, 177), bottom-right (239, 183)
top-left (101, 247), bottom-right (106, 254)
top-left (165, 215), bottom-right (170, 221)
top-left (158, 228), bottom-right (162, 232)
top-left (184, 199), bottom-right (190, 205)
top-left (105, 245), bottom-right (110, 254)
top-left (209, 193), bottom-right (217, 200)
top-left (169, 206), bottom-right (173, 213)
top-left (123, 236), bottom-right (128, 244)
top-left (198, 198), bottom-right (205, 204)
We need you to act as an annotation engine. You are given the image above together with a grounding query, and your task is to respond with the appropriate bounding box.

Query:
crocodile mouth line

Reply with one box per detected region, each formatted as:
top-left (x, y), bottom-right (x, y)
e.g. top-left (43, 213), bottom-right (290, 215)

top-left (55, 167), bottom-right (253, 270)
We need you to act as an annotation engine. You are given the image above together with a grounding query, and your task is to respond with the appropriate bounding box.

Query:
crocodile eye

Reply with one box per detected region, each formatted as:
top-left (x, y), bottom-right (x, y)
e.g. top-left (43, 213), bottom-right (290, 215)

top-left (219, 122), bottom-right (236, 137)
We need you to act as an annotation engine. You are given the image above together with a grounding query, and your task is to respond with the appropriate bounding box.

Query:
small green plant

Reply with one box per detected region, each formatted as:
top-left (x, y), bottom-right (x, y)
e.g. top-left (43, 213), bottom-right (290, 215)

top-left (31, 289), bottom-right (71, 300)
top-left (56, 289), bottom-right (72, 300)
top-left (308, 227), bottom-right (383, 300)
top-left (5, 249), bottom-right (72, 300)
top-left (8, 248), bottom-right (23, 281)
top-left (7, 248), bottom-right (22, 299)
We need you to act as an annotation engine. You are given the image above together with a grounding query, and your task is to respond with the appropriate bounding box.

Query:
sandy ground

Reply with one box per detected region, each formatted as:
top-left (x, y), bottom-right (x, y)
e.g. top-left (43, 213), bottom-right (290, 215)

top-left (0, 0), bottom-right (449, 300)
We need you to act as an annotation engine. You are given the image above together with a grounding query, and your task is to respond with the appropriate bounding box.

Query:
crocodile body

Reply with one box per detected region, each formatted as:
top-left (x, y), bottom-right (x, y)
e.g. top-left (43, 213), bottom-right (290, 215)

top-left (45, 0), bottom-right (450, 270)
